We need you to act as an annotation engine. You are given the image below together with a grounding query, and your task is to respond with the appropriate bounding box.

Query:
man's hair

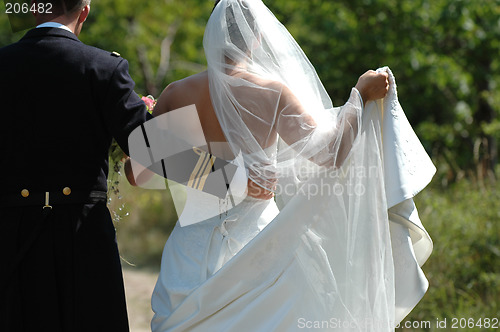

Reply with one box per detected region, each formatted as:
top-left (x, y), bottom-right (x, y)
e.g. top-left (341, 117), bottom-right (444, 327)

top-left (37, 0), bottom-right (91, 16)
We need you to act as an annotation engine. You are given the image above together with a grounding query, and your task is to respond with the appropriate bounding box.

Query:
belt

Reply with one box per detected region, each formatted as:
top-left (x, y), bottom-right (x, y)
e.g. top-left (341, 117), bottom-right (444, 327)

top-left (0, 187), bottom-right (108, 208)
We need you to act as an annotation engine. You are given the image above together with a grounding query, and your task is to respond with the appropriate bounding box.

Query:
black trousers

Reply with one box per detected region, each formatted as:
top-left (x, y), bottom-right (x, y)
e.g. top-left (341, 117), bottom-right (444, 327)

top-left (0, 201), bottom-right (129, 332)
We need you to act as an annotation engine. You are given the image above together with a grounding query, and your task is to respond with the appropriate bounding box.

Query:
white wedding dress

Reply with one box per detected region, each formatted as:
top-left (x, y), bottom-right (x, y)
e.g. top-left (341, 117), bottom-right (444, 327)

top-left (151, 1), bottom-right (435, 331)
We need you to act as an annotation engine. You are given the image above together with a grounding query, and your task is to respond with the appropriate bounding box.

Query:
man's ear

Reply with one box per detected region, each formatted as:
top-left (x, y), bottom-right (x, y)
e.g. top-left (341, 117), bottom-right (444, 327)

top-left (78, 5), bottom-right (90, 24)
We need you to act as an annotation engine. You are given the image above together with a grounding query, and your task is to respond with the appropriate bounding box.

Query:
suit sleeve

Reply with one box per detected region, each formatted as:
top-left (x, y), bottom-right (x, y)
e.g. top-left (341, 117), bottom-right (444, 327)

top-left (102, 58), bottom-right (153, 156)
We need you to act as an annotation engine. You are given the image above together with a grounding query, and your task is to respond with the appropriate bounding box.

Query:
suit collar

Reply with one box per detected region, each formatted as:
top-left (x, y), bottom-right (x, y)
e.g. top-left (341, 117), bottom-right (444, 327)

top-left (21, 27), bottom-right (81, 43)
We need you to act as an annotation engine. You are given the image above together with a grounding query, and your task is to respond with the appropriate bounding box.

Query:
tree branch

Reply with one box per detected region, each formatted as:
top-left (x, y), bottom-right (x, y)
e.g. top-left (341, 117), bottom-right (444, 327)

top-left (155, 20), bottom-right (181, 89)
top-left (137, 44), bottom-right (157, 96)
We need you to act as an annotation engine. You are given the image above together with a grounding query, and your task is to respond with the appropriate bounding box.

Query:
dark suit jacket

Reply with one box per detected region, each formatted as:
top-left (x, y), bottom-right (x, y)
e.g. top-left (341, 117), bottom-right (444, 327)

top-left (0, 27), bottom-right (151, 193)
top-left (0, 28), bottom-right (151, 332)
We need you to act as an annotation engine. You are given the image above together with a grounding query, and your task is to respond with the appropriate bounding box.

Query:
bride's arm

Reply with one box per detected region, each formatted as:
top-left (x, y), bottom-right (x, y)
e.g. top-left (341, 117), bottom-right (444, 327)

top-left (276, 70), bottom-right (388, 168)
top-left (124, 82), bottom-right (179, 186)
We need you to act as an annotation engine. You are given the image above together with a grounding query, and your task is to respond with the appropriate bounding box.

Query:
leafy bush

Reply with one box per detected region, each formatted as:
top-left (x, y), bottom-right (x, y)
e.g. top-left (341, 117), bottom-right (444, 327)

top-left (398, 180), bottom-right (500, 331)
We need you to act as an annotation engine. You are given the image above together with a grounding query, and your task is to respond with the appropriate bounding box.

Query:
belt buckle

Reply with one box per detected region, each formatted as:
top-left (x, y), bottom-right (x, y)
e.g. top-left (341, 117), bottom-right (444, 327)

top-left (43, 192), bottom-right (52, 210)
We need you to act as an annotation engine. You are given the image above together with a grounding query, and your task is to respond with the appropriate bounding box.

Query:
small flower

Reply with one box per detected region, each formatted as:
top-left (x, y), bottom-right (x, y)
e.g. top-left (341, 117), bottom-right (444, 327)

top-left (142, 95), bottom-right (157, 113)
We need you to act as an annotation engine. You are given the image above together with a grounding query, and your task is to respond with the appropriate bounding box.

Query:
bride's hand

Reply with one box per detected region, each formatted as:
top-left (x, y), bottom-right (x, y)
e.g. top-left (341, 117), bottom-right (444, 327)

top-left (355, 70), bottom-right (389, 104)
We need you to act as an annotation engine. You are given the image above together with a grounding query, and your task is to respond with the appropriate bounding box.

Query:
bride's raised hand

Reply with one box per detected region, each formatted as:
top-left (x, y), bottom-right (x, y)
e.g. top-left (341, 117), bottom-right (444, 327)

top-left (355, 70), bottom-right (389, 104)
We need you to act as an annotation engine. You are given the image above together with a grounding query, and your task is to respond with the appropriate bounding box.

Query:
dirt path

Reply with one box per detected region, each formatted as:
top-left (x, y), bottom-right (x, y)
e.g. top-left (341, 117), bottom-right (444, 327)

top-left (123, 268), bottom-right (158, 332)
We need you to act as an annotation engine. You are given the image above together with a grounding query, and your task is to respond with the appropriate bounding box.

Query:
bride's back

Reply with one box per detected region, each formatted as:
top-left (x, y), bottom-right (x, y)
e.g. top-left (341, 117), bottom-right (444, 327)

top-left (153, 71), bottom-right (227, 145)
top-left (153, 70), bottom-right (281, 150)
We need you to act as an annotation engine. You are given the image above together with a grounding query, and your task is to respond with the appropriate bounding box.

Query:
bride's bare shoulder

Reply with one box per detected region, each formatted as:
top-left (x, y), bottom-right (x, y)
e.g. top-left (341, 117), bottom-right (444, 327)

top-left (153, 71), bottom-right (209, 116)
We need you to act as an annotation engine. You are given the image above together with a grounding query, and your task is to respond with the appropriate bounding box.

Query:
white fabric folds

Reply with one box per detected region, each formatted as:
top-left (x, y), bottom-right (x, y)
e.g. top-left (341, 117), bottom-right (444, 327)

top-left (375, 67), bottom-right (435, 322)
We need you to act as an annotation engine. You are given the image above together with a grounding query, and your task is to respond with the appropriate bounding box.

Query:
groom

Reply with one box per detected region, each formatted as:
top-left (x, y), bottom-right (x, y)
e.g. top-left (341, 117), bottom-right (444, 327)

top-left (0, 1), bottom-right (150, 331)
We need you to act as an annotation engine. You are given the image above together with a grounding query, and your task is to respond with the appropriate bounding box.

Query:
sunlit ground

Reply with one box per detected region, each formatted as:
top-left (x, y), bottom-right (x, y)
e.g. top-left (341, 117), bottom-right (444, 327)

top-left (123, 268), bottom-right (157, 332)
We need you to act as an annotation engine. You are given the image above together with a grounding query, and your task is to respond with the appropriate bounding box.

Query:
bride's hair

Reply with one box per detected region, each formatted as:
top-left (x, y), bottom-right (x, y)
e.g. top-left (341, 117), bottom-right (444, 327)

top-left (211, 0), bottom-right (257, 54)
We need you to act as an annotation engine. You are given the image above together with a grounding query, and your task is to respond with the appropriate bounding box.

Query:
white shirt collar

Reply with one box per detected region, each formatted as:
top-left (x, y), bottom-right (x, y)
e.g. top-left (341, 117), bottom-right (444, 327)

top-left (36, 22), bottom-right (73, 34)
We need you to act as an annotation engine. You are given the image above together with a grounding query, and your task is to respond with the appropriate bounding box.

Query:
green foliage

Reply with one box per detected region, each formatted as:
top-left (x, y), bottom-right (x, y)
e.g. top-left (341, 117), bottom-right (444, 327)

top-left (266, 0), bottom-right (499, 181)
top-left (80, 0), bottom-right (212, 96)
top-left (397, 180), bottom-right (500, 330)
top-left (0, 6), bottom-right (25, 45)
top-left (110, 179), bottom-right (178, 268)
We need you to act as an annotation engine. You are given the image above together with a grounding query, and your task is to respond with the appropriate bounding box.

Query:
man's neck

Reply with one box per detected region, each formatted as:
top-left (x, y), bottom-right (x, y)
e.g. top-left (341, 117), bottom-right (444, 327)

top-left (37, 22), bottom-right (73, 33)
top-left (36, 16), bottom-right (78, 35)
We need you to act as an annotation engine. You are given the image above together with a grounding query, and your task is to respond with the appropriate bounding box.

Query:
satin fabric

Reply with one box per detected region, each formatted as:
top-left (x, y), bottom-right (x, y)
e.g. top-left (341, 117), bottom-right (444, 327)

top-left (376, 67), bottom-right (435, 322)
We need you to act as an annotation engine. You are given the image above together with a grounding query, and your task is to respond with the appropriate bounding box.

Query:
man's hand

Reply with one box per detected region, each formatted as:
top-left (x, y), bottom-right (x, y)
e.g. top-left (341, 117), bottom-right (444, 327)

top-left (355, 70), bottom-right (389, 104)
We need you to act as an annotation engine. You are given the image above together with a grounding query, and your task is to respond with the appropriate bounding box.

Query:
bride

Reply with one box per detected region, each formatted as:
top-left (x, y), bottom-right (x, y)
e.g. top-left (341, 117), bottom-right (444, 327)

top-left (127, 0), bottom-right (434, 330)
